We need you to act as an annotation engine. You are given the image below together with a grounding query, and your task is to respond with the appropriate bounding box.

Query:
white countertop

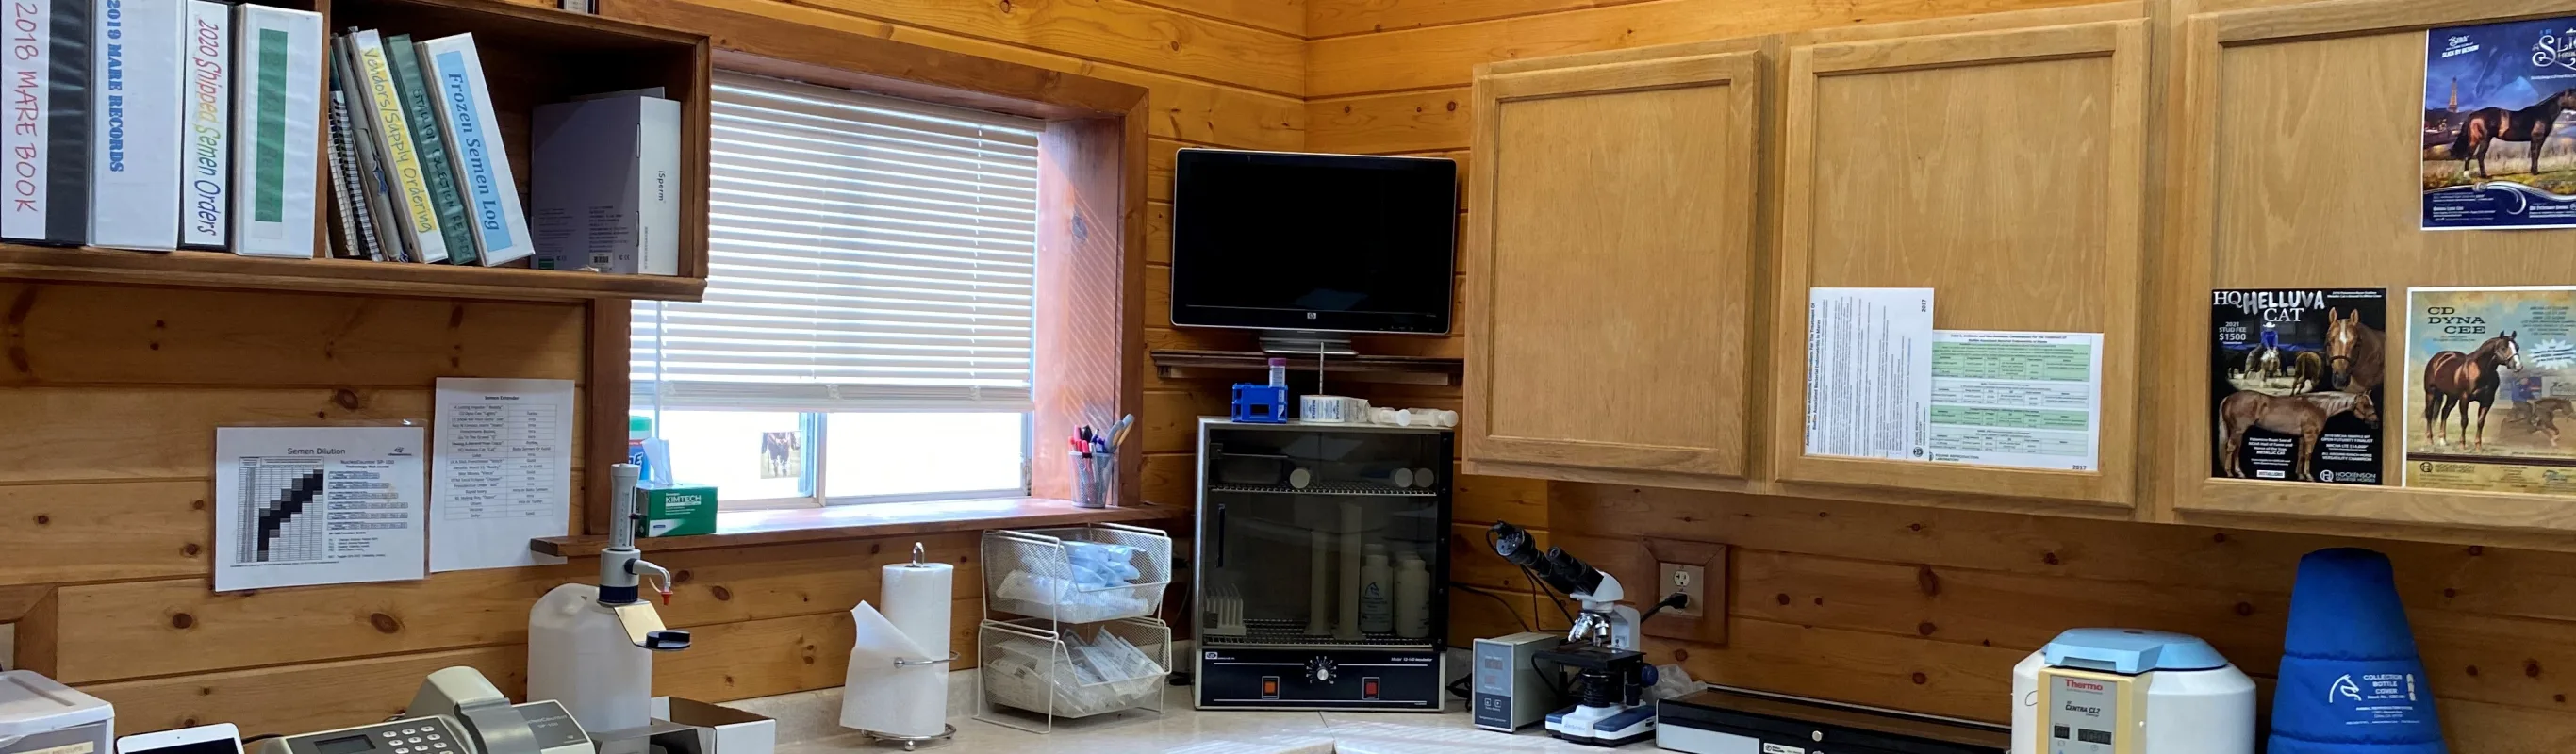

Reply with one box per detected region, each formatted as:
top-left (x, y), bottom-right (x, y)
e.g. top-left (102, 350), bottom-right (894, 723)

top-left (782, 692), bottom-right (1656, 754)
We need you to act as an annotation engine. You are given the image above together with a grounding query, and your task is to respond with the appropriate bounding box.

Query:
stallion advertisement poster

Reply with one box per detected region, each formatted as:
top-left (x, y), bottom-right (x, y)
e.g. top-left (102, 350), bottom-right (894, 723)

top-left (2405, 287), bottom-right (2576, 495)
top-left (2211, 289), bottom-right (2386, 485)
top-left (2423, 17), bottom-right (2576, 229)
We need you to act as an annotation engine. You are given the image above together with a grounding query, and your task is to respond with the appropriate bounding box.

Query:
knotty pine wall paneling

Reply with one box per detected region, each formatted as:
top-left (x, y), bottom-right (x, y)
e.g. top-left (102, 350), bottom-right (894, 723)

top-left (1305, 0), bottom-right (2155, 646)
top-left (4, 0), bottom-right (1298, 735)
top-left (1553, 484), bottom-right (2576, 751)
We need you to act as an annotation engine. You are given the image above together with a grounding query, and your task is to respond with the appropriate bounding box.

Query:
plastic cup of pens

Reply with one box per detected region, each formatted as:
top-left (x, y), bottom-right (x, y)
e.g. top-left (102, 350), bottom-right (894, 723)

top-left (1071, 449), bottom-right (1116, 509)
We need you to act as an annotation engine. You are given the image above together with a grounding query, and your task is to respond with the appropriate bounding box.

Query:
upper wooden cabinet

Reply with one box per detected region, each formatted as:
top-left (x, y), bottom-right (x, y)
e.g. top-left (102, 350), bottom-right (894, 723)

top-left (1767, 21), bottom-right (2150, 510)
top-left (1463, 52), bottom-right (1765, 479)
top-left (2160, 0), bottom-right (2576, 542)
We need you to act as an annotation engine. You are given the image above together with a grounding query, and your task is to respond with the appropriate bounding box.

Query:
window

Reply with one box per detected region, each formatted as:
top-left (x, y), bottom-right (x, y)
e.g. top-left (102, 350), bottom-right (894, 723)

top-left (633, 72), bottom-right (1042, 508)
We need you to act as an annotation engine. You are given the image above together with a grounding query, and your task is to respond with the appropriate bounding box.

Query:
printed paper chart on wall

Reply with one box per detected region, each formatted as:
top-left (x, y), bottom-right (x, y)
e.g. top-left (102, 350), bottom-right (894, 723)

top-left (213, 425), bottom-right (428, 591)
top-left (2405, 287), bottom-right (2576, 494)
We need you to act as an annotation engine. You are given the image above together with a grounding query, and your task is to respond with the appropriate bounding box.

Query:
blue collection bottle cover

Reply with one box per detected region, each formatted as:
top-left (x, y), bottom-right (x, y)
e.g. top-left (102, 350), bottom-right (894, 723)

top-left (2268, 548), bottom-right (2447, 754)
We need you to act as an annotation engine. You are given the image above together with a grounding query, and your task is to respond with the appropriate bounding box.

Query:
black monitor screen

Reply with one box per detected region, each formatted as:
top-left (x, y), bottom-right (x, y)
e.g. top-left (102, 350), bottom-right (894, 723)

top-left (1170, 150), bottom-right (1459, 335)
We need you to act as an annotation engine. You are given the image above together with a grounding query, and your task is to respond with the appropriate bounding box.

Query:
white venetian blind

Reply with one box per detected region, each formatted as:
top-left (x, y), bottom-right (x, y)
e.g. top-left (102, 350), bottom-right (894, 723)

top-left (635, 72), bottom-right (1043, 412)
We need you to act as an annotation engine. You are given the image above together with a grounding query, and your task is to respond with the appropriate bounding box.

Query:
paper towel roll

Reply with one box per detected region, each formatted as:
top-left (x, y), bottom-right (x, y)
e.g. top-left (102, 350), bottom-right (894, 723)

top-left (841, 602), bottom-right (948, 737)
top-left (841, 560), bottom-right (953, 737)
top-left (882, 562), bottom-right (953, 659)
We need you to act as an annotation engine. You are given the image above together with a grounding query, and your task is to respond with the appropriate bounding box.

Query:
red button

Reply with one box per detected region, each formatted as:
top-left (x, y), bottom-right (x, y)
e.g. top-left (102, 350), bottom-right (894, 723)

top-left (1263, 679), bottom-right (1280, 695)
top-left (1364, 679), bottom-right (1380, 698)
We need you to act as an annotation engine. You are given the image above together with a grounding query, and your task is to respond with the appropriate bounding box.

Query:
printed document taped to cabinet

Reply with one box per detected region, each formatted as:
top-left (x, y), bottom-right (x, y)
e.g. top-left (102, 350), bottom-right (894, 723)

top-left (215, 426), bottom-right (428, 591)
top-left (432, 378), bottom-right (576, 571)
top-left (1926, 330), bottom-right (2103, 471)
top-left (1804, 287), bottom-right (1934, 461)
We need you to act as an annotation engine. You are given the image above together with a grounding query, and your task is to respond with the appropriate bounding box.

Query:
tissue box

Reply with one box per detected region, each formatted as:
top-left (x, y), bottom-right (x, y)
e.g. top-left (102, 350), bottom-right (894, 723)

top-left (651, 697), bottom-right (775, 754)
top-left (636, 484), bottom-right (718, 537)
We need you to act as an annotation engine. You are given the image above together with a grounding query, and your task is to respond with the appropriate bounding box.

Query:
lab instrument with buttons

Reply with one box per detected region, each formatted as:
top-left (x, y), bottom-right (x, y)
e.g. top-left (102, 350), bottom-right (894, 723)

top-left (256, 719), bottom-right (473, 754)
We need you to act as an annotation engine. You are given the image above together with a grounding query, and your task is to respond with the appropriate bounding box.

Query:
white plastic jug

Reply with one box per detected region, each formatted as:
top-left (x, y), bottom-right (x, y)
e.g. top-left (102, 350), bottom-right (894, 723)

top-left (529, 583), bottom-right (652, 733)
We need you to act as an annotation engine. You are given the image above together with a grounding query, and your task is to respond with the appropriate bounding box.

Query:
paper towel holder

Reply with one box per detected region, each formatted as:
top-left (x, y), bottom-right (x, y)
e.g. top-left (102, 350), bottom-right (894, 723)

top-left (856, 541), bottom-right (962, 750)
top-left (891, 652), bottom-right (962, 666)
top-left (860, 724), bottom-right (956, 751)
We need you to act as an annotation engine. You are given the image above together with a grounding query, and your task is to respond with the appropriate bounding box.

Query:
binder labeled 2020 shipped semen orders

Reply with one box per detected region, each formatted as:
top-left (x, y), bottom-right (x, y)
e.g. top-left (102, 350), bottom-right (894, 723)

top-left (1, 0), bottom-right (91, 245)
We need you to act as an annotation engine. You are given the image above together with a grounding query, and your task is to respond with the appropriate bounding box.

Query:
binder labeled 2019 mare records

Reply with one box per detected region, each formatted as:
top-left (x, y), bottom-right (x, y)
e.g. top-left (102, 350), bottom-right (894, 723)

top-left (91, 0), bottom-right (189, 251)
top-left (2, 0), bottom-right (91, 245)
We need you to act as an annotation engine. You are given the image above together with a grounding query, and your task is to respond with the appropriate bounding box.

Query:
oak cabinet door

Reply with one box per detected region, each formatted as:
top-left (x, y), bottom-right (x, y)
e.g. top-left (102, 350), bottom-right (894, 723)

top-left (1768, 21), bottom-right (2149, 508)
top-left (1464, 52), bottom-right (1763, 478)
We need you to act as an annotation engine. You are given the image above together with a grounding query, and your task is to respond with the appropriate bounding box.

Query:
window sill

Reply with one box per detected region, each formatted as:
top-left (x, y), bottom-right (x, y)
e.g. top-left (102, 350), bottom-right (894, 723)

top-left (529, 497), bottom-right (1187, 556)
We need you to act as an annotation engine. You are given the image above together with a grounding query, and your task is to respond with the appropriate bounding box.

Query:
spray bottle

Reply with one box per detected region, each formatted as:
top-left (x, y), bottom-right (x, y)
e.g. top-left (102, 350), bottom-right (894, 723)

top-left (529, 463), bottom-right (691, 734)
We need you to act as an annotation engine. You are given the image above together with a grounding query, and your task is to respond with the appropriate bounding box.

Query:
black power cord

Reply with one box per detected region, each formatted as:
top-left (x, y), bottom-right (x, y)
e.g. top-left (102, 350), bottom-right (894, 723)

top-left (1453, 583), bottom-right (1537, 633)
top-left (1639, 592), bottom-right (1691, 622)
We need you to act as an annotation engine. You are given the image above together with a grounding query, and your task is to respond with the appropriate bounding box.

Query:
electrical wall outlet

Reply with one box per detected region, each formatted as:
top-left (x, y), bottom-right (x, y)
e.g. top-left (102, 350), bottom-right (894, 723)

top-left (1659, 562), bottom-right (1707, 617)
top-left (1640, 538), bottom-right (1727, 646)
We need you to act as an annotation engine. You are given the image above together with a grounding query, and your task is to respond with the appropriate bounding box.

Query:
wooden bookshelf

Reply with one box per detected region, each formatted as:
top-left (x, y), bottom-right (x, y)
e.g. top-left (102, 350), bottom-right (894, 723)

top-left (0, 243), bottom-right (704, 301)
top-left (0, 0), bottom-right (714, 303)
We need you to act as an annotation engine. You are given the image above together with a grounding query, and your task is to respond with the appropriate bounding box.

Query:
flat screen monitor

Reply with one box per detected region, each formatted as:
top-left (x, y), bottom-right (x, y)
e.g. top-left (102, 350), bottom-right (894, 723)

top-left (1169, 149), bottom-right (1459, 336)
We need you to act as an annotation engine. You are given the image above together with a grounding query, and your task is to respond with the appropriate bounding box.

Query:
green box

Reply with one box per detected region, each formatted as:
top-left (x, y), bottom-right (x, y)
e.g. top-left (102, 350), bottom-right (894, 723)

top-left (636, 484), bottom-right (718, 537)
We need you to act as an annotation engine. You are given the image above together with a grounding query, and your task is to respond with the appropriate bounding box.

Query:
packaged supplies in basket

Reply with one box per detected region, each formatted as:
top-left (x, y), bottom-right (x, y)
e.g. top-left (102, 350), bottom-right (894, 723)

top-left (996, 541), bottom-right (1153, 622)
top-left (984, 630), bottom-right (1164, 717)
top-left (1065, 541), bottom-right (1142, 584)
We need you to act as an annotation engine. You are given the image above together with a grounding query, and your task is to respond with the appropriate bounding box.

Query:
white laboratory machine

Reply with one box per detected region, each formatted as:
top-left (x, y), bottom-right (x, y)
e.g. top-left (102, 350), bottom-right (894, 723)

top-left (2011, 629), bottom-right (2256, 754)
top-left (0, 670), bottom-right (113, 754)
top-left (530, 464), bottom-right (693, 742)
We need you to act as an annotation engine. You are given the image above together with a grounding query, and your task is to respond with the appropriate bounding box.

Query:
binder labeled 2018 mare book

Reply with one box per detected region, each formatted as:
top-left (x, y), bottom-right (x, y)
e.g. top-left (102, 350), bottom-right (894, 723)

top-left (91, 0), bottom-right (187, 251)
top-left (2, 0), bottom-right (91, 245)
top-left (230, 4), bottom-right (323, 257)
top-left (179, 0), bottom-right (230, 250)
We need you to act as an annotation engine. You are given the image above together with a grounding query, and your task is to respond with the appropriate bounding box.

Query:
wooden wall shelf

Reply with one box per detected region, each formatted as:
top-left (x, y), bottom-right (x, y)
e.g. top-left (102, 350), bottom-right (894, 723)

top-left (0, 244), bottom-right (707, 302)
top-left (1151, 349), bottom-right (1463, 385)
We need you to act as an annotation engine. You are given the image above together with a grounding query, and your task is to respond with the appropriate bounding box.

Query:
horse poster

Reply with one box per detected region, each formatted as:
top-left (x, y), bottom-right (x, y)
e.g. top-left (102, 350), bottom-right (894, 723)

top-left (2405, 287), bottom-right (2576, 494)
top-left (2421, 18), bottom-right (2576, 226)
top-left (2423, 18), bottom-right (2576, 229)
top-left (2211, 289), bottom-right (2386, 485)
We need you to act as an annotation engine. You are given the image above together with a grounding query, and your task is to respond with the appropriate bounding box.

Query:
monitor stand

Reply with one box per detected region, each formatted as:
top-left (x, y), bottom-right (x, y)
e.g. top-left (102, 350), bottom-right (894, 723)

top-left (1260, 333), bottom-right (1358, 356)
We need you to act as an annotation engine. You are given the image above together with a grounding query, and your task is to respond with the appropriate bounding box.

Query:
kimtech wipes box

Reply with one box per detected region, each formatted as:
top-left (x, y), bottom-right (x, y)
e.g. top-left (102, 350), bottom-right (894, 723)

top-left (635, 484), bottom-right (716, 537)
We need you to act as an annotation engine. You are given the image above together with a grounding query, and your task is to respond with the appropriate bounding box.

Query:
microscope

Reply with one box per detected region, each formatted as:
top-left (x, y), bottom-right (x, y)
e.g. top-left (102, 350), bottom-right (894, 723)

top-left (1489, 521), bottom-right (1685, 747)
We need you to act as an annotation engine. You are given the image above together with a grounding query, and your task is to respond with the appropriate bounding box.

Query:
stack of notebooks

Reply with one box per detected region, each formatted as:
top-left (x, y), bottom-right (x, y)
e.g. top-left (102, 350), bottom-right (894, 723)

top-left (0, 0), bottom-right (337, 254)
top-left (0, 0), bottom-right (674, 271)
top-left (326, 26), bottom-right (532, 265)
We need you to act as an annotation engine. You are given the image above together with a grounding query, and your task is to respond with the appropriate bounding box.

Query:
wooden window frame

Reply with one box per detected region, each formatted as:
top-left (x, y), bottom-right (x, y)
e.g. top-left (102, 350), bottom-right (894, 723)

top-left (580, 0), bottom-right (1148, 533)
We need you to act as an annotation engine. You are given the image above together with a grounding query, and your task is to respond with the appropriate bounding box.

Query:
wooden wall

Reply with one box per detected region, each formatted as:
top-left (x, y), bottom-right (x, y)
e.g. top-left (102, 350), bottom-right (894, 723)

top-left (1312, 3), bottom-right (2576, 751)
top-left (1300, 0), bottom-right (2149, 650)
top-left (1546, 484), bottom-right (2576, 751)
top-left (0, 0), bottom-right (1301, 736)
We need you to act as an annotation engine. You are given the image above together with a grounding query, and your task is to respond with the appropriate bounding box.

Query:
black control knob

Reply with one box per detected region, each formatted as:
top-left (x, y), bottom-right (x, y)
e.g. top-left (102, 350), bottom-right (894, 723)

top-left (1304, 656), bottom-right (1338, 684)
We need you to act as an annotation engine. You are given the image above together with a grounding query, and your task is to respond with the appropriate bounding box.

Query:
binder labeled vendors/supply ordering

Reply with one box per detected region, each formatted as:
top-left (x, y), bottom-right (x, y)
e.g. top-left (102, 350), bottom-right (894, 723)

top-left (346, 27), bottom-right (445, 263)
top-left (91, 0), bottom-right (188, 251)
top-left (2, 0), bottom-right (91, 245)
top-left (231, 5), bottom-right (324, 257)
